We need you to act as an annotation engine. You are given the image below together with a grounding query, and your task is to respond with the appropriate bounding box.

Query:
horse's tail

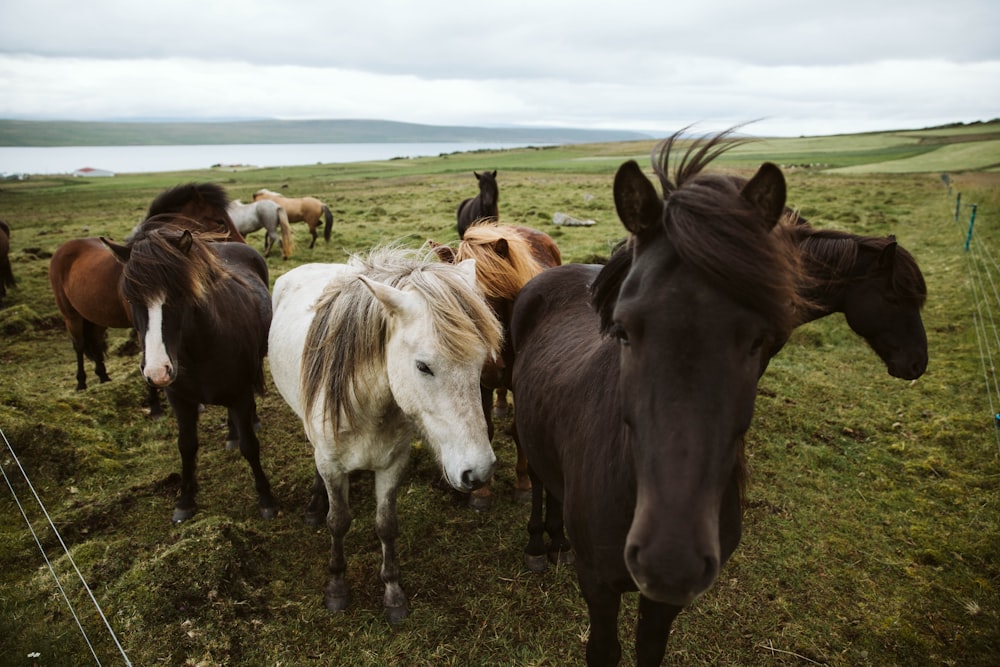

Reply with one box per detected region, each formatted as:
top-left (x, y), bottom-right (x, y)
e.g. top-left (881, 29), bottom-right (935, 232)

top-left (322, 205), bottom-right (333, 242)
top-left (82, 320), bottom-right (108, 363)
top-left (277, 206), bottom-right (294, 259)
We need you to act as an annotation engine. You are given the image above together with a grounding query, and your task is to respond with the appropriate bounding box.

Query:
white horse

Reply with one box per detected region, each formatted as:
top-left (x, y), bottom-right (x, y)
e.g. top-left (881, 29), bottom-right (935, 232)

top-left (268, 245), bottom-right (502, 624)
top-left (227, 199), bottom-right (294, 259)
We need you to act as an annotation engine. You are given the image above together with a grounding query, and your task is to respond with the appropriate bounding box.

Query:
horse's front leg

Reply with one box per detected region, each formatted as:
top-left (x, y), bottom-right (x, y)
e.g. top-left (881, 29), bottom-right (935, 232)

top-left (468, 382), bottom-right (496, 511)
top-left (374, 449), bottom-right (411, 625)
top-left (170, 395), bottom-right (201, 523)
top-left (229, 395), bottom-right (278, 520)
top-left (319, 460), bottom-right (351, 613)
top-left (634, 595), bottom-right (681, 667)
top-left (577, 569), bottom-right (624, 667)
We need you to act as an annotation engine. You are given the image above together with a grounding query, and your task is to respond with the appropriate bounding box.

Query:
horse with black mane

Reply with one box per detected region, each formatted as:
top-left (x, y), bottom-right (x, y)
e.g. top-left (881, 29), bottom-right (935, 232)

top-left (49, 183), bottom-right (244, 416)
top-left (456, 170), bottom-right (499, 238)
top-left (103, 221), bottom-right (277, 523)
top-left (511, 130), bottom-right (805, 665)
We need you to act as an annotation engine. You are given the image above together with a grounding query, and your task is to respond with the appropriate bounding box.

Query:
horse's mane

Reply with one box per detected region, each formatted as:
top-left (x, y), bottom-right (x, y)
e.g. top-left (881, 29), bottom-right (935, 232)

top-left (592, 129), bottom-right (804, 335)
top-left (453, 223), bottom-right (544, 301)
top-left (790, 220), bottom-right (927, 307)
top-left (301, 245), bottom-right (503, 432)
top-left (147, 183), bottom-right (230, 218)
top-left (119, 224), bottom-right (231, 305)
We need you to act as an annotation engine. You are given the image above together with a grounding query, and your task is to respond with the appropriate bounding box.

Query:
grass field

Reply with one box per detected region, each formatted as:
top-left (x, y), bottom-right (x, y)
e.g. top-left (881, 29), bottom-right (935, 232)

top-left (1, 127), bottom-right (998, 666)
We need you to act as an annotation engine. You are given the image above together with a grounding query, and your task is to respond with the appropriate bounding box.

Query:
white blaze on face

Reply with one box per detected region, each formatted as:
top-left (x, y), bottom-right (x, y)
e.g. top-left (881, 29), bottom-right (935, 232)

top-left (143, 293), bottom-right (174, 387)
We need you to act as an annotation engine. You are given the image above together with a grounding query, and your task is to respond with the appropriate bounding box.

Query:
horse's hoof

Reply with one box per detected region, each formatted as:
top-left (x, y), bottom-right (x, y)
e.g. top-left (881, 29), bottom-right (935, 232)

top-left (467, 493), bottom-right (493, 512)
top-left (260, 505), bottom-right (279, 520)
top-left (172, 507), bottom-right (196, 524)
top-left (385, 605), bottom-right (409, 626)
top-left (324, 593), bottom-right (350, 613)
top-left (549, 549), bottom-right (575, 566)
top-left (524, 553), bottom-right (548, 574)
top-left (225, 439), bottom-right (239, 451)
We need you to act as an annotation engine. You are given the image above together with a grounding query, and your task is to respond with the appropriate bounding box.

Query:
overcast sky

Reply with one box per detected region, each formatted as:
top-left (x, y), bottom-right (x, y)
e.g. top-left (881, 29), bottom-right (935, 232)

top-left (0, 0), bottom-right (997, 137)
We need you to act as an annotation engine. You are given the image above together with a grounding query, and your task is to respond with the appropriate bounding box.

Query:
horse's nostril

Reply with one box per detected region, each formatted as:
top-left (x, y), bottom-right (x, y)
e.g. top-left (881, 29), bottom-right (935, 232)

top-left (461, 469), bottom-right (484, 491)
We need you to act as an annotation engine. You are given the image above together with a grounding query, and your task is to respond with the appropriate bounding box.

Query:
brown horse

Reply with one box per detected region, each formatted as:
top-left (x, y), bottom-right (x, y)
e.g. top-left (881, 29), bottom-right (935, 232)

top-left (512, 130), bottom-right (805, 664)
top-left (0, 220), bottom-right (15, 304)
top-left (49, 183), bottom-right (245, 414)
top-left (429, 222), bottom-right (561, 510)
top-left (456, 170), bottom-right (499, 238)
top-left (252, 188), bottom-right (333, 248)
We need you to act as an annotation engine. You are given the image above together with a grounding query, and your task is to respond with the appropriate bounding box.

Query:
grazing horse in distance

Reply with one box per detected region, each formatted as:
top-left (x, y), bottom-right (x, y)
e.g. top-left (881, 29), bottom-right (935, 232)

top-left (0, 220), bottom-right (15, 304)
top-left (268, 246), bottom-right (502, 624)
top-left (49, 182), bottom-right (244, 416)
top-left (428, 222), bottom-right (562, 510)
top-left (456, 170), bottom-right (499, 238)
top-left (512, 130), bottom-right (805, 664)
top-left (104, 223), bottom-right (277, 523)
top-left (252, 188), bottom-right (333, 249)
top-left (228, 199), bottom-right (295, 259)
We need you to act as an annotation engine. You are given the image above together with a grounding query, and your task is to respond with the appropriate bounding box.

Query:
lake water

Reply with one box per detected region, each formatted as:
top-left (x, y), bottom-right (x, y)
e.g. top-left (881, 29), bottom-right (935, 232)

top-left (0, 142), bottom-right (537, 176)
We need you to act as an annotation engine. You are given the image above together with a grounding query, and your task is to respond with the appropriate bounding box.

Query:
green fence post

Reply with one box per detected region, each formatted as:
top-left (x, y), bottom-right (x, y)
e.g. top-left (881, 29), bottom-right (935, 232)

top-left (964, 204), bottom-right (978, 252)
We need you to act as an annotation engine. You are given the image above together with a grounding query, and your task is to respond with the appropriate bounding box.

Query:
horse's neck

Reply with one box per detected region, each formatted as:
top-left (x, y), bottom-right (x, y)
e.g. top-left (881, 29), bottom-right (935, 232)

top-left (797, 236), bottom-right (859, 325)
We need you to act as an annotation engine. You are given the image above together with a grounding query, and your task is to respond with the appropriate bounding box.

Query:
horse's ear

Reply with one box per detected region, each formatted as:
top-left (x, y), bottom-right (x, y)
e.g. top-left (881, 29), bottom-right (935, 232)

top-left (492, 237), bottom-right (510, 260)
top-left (740, 162), bottom-right (786, 230)
top-left (101, 237), bottom-right (131, 264)
top-left (426, 240), bottom-right (456, 263)
top-left (614, 160), bottom-right (662, 236)
top-left (177, 230), bottom-right (194, 255)
top-left (454, 258), bottom-right (479, 288)
top-left (474, 171), bottom-right (481, 180)
top-left (878, 236), bottom-right (898, 271)
top-left (490, 170), bottom-right (497, 177)
top-left (358, 275), bottom-right (420, 319)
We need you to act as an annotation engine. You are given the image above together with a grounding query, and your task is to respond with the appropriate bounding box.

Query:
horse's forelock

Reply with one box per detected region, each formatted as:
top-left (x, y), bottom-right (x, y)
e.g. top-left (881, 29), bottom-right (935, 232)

top-left (455, 225), bottom-right (543, 301)
top-left (121, 228), bottom-right (222, 305)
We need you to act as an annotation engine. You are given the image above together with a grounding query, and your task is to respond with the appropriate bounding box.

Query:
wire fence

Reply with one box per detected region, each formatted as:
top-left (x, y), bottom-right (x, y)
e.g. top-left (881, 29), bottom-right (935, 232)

top-left (954, 185), bottom-right (1000, 457)
top-left (0, 426), bottom-right (132, 666)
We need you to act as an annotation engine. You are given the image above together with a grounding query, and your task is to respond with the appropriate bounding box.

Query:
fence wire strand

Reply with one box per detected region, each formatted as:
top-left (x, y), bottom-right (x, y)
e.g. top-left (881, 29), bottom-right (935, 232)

top-left (958, 200), bottom-right (1000, 457)
top-left (1, 426), bottom-right (132, 666)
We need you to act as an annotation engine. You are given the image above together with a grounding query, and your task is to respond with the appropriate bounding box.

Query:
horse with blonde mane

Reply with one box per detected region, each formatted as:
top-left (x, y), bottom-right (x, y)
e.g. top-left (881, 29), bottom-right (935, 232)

top-left (429, 222), bottom-right (562, 510)
top-left (252, 188), bottom-right (332, 248)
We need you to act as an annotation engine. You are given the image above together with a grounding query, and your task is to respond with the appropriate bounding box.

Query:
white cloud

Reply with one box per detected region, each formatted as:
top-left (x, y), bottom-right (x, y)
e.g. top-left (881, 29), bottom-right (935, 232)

top-left (0, 0), bottom-right (997, 136)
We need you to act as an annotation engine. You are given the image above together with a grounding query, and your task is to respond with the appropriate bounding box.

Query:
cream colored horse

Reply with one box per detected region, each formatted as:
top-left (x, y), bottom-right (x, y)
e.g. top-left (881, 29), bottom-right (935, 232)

top-left (252, 188), bottom-right (333, 248)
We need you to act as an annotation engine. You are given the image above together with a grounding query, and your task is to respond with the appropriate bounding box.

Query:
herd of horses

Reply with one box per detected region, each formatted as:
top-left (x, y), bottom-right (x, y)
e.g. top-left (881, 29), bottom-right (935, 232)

top-left (21, 131), bottom-right (928, 665)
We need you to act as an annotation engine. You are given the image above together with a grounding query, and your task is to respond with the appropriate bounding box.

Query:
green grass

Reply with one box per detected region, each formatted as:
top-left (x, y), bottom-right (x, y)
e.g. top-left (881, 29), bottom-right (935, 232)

top-left (1, 132), bottom-right (998, 666)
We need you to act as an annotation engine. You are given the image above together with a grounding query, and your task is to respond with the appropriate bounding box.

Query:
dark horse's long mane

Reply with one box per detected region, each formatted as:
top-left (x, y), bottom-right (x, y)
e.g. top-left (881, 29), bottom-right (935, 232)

top-left (120, 223), bottom-right (266, 393)
top-left (591, 130), bottom-right (804, 336)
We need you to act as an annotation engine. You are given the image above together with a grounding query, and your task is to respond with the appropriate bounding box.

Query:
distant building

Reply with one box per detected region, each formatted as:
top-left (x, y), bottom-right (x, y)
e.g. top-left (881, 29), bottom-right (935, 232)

top-left (72, 167), bottom-right (115, 177)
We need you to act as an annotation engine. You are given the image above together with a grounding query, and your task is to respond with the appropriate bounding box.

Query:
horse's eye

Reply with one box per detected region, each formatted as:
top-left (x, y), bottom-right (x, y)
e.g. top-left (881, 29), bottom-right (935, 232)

top-left (611, 323), bottom-right (630, 346)
top-left (416, 361), bottom-right (434, 376)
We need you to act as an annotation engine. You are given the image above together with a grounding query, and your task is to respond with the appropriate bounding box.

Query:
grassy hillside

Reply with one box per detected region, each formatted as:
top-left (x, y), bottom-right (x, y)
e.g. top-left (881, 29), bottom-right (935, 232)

top-left (0, 130), bottom-right (998, 665)
top-left (0, 118), bottom-right (651, 147)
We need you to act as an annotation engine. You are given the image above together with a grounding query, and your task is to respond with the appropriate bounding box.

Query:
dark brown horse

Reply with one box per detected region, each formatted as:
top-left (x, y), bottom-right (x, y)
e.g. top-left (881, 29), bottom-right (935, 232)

top-left (430, 222), bottom-right (562, 510)
top-left (103, 222), bottom-right (277, 523)
top-left (49, 183), bottom-right (244, 413)
top-left (0, 220), bottom-right (16, 304)
top-left (456, 170), bottom-right (499, 238)
top-left (511, 131), bottom-right (805, 665)
top-left (594, 211), bottom-right (928, 379)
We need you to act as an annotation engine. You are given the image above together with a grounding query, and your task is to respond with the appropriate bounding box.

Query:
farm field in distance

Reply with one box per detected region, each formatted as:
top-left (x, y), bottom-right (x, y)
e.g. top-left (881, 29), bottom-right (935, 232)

top-left (1, 122), bottom-right (998, 666)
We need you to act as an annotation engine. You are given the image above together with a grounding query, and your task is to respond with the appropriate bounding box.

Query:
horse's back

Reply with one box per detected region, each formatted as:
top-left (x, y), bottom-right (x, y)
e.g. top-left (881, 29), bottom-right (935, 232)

top-left (49, 238), bottom-right (130, 328)
top-left (269, 262), bottom-right (356, 418)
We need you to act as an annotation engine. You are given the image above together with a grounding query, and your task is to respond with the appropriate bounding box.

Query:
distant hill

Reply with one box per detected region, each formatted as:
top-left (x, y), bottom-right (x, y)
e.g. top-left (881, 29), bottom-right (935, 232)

top-left (0, 118), bottom-right (652, 147)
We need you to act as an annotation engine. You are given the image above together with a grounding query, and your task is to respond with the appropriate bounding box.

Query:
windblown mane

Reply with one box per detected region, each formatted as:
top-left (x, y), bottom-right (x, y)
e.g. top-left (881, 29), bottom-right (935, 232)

top-left (592, 130), bottom-right (804, 335)
top-left (453, 223), bottom-right (544, 301)
top-left (119, 224), bottom-right (229, 305)
top-left (301, 246), bottom-right (503, 431)
top-left (147, 182), bottom-right (230, 219)
top-left (791, 222), bottom-right (927, 307)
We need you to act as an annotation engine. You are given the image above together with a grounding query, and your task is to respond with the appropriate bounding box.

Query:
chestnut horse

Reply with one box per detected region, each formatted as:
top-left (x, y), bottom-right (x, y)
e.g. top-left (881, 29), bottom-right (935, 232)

top-left (456, 170), bottom-right (499, 238)
top-left (512, 130), bottom-right (805, 665)
top-left (429, 222), bottom-right (561, 510)
top-left (252, 188), bottom-right (332, 249)
top-left (49, 183), bottom-right (244, 415)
